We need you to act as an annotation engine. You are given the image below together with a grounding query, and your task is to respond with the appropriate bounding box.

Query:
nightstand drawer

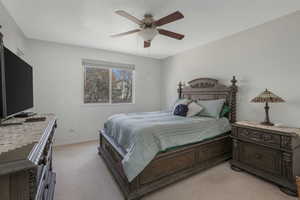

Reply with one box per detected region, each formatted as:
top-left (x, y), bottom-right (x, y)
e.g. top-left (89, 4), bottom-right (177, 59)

top-left (239, 141), bottom-right (282, 176)
top-left (236, 127), bottom-right (281, 147)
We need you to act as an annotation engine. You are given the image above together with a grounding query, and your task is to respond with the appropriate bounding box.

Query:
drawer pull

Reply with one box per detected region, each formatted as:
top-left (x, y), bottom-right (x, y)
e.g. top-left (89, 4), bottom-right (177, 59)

top-left (248, 134), bottom-right (273, 142)
top-left (263, 135), bottom-right (273, 141)
top-left (38, 156), bottom-right (46, 165)
top-left (254, 154), bottom-right (262, 159)
top-left (249, 136), bottom-right (260, 141)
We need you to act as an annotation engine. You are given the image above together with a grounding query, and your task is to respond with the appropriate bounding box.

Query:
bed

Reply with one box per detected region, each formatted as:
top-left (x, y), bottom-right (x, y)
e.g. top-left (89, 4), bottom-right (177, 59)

top-left (98, 77), bottom-right (238, 200)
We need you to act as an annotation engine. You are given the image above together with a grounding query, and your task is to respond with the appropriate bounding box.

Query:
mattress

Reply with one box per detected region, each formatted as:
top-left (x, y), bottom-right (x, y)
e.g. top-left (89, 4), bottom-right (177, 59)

top-left (104, 111), bottom-right (231, 181)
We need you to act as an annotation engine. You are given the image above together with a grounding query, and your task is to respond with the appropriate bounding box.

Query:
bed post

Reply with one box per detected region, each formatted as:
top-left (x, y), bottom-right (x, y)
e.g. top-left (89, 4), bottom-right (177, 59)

top-left (230, 76), bottom-right (238, 123)
top-left (178, 81), bottom-right (183, 99)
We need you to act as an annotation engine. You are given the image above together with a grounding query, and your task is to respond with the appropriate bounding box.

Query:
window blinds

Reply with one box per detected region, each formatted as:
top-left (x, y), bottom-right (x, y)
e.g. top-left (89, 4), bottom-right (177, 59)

top-left (82, 59), bottom-right (135, 70)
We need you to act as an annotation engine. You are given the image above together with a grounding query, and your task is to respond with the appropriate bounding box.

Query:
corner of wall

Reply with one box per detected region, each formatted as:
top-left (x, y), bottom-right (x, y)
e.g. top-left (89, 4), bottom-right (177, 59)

top-left (0, 1), bottom-right (28, 61)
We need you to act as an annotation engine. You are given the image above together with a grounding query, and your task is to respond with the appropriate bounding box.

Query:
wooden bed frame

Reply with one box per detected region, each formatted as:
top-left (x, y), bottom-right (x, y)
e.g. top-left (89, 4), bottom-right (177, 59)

top-left (98, 77), bottom-right (238, 200)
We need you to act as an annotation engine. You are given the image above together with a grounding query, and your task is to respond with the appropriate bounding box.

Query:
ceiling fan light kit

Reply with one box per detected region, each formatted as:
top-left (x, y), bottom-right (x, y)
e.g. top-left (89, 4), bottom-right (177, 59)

top-left (138, 28), bottom-right (158, 41)
top-left (112, 10), bottom-right (185, 48)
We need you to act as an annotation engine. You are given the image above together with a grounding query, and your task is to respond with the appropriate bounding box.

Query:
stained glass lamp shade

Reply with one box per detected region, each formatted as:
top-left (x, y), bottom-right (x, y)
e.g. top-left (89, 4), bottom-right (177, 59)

top-left (251, 89), bottom-right (285, 126)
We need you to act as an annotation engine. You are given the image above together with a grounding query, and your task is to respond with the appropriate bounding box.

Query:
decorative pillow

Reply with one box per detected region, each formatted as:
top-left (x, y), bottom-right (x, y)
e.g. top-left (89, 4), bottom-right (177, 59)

top-left (172, 98), bottom-right (191, 113)
top-left (196, 99), bottom-right (226, 119)
top-left (220, 105), bottom-right (231, 118)
top-left (186, 102), bottom-right (203, 117)
top-left (173, 104), bottom-right (189, 117)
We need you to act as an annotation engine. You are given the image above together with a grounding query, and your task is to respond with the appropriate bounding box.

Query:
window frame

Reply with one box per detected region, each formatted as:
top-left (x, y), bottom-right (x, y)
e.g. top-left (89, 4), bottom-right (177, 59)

top-left (82, 59), bottom-right (135, 105)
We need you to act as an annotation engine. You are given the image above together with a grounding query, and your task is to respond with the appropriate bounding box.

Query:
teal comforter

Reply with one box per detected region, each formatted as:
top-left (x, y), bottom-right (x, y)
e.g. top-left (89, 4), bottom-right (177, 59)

top-left (104, 111), bottom-right (231, 182)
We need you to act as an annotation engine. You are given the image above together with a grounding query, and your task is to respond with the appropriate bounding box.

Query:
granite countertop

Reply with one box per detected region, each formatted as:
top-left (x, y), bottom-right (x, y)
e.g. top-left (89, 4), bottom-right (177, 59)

top-left (0, 114), bottom-right (56, 156)
top-left (235, 121), bottom-right (300, 137)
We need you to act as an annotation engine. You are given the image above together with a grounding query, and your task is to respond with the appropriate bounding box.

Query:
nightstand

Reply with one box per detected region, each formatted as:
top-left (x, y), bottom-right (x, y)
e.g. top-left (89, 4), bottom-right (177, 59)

top-left (230, 121), bottom-right (300, 196)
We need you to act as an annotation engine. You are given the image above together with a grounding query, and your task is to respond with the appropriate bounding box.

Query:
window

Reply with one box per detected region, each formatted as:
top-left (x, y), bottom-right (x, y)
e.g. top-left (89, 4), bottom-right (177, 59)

top-left (83, 59), bottom-right (134, 104)
top-left (84, 67), bottom-right (110, 103)
top-left (111, 69), bottom-right (133, 103)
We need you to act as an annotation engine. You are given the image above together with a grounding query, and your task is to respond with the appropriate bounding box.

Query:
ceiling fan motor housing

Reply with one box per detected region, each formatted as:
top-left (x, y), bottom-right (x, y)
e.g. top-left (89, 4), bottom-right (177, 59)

top-left (141, 14), bottom-right (155, 28)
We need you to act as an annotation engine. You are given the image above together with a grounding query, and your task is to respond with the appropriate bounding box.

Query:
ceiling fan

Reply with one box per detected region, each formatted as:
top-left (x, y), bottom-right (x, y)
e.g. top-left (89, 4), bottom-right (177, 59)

top-left (111, 10), bottom-right (185, 48)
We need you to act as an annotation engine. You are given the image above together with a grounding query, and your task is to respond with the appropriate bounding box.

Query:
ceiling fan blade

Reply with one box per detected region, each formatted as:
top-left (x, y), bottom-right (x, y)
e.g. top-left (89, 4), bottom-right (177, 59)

top-left (115, 10), bottom-right (143, 25)
top-left (111, 29), bottom-right (141, 37)
top-left (144, 41), bottom-right (151, 48)
top-left (157, 29), bottom-right (184, 40)
top-left (154, 11), bottom-right (184, 27)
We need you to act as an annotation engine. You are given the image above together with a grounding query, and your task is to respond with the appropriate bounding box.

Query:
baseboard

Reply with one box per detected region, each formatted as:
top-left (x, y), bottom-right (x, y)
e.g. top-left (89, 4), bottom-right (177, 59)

top-left (53, 139), bottom-right (98, 148)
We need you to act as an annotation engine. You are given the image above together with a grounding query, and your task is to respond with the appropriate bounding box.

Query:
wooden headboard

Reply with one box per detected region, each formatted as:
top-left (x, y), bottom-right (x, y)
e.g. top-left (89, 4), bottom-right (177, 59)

top-left (177, 77), bottom-right (238, 123)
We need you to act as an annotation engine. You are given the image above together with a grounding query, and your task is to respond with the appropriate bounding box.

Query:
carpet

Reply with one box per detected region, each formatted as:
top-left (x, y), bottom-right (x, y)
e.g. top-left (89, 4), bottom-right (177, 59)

top-left (53, 141), bottom-right (297, 200)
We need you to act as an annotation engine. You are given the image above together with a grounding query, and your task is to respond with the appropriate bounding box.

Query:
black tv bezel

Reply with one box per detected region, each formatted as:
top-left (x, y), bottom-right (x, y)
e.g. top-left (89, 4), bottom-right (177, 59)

top-left (0, 44), bottom-right (34, 121)
top-left (0, 32), bottom-right (7, 120)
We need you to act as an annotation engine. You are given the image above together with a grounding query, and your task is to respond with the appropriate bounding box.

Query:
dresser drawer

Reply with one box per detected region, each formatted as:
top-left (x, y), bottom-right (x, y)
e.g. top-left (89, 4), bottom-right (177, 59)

top-left (36, 164), bottom-right (49, 200)
top-left (41, 171), bottom-right (56, 200)
top-left (238, 141), bottom-right (282, 176)
top-left (236, 127), bottom-right (281, 148)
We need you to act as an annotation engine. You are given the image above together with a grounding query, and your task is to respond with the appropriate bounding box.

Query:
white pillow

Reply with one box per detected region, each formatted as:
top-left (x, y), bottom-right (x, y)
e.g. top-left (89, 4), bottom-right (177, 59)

top-left (187, 102), bottom-right (203, 117)
top-left (197, 99), bottom-right (226, 119)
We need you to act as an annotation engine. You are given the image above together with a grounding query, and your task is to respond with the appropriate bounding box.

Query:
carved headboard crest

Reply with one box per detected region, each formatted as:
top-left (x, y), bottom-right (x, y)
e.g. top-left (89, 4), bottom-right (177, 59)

top-left (188, 78), bottom-right (218, 88)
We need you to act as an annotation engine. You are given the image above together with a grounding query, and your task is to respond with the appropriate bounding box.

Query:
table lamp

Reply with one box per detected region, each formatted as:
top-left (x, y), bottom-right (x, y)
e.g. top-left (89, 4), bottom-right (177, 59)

top-left (251, 89), bottom-right (285, 126)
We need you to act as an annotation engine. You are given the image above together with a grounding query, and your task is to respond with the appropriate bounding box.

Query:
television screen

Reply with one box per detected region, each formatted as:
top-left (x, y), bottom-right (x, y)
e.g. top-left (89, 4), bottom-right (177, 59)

top-left (0, 47), bottom-right (33, 118)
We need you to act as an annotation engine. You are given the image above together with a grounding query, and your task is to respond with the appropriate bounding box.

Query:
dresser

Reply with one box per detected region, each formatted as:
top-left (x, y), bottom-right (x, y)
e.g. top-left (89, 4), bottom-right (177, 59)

top-left (231, 121), bottom-right (300, 196)
top-left (0, 114), bottom-right (57, 200)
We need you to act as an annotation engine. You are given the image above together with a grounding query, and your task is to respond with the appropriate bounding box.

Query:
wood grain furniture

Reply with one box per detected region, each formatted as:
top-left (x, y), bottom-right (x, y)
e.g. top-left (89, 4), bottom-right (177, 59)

top-left (231, 121), bottom-right (300, 196)
top-left (296, 176), bottom-right (300, 198)
top-left (98, 77), bottom-right (238, 200)
top-left (0, 114), bottom-right (57, 200)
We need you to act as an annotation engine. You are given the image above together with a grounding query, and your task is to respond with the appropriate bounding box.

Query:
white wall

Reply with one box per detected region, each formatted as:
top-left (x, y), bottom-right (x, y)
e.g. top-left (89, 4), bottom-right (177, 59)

top-left (0, 1), bottom-right (27, 59)
top-left (3, 0), bottom-right (300, 144)
top-left (1, 0), bottom-right (162, 146)
top-left (27, 40), bottom-right (162, 145)
top-left (161, 11), bottom-right (300, 127)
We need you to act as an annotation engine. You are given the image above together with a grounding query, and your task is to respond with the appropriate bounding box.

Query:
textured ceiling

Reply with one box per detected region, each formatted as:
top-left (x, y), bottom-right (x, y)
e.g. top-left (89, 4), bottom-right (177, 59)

top-left (2, 0), bottom-right (300, 59)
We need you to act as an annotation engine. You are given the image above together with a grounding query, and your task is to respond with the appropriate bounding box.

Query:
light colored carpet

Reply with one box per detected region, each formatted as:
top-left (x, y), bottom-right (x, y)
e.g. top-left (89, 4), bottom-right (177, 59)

top-left (53, 141), bottom-right (297, 200)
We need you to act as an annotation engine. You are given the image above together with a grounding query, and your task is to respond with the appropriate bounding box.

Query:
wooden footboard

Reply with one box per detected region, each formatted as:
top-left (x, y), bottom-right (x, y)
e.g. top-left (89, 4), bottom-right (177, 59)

top-left (98, 130), bottom-right (232, 200)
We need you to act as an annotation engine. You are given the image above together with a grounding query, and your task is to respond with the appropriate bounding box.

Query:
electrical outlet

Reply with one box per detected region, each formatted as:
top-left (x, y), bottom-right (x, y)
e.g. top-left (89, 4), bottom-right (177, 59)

top-left (69, 129), bottom-right (76, 133)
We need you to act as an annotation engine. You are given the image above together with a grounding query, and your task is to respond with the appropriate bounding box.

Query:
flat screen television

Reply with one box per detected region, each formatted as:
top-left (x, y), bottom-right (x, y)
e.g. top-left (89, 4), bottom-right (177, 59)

top-left (0, 46), bottom-right (33, 120)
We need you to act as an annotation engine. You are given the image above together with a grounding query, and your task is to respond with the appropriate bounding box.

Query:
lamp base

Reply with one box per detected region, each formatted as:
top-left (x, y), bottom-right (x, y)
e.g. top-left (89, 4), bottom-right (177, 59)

top-left (260, 121), bottom-right (274, 126)
top-left (261, 102), bottom-right (274, 126)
